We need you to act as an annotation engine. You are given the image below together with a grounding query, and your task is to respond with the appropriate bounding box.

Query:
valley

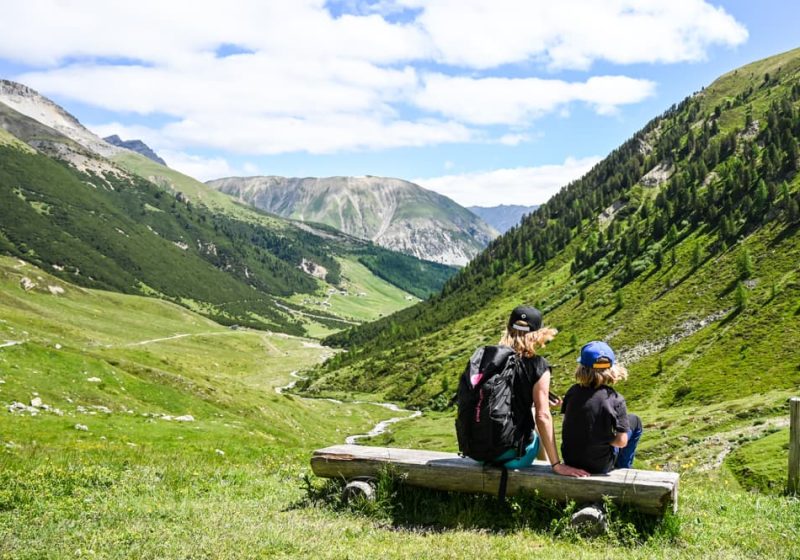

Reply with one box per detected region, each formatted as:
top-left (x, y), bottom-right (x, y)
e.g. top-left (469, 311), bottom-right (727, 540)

top-left (1, 45), bottom-right (800, 560)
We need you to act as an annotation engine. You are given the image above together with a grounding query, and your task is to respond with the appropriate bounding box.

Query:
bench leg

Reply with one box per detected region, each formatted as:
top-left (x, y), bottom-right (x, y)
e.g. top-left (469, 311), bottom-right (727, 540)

top-left (342, 479), bottom-right (376, 504)
top-left (570, 503), bottom-right (608, 536)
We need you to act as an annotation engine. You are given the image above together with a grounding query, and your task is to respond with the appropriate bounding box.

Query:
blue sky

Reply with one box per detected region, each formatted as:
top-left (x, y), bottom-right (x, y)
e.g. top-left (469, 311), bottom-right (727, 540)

top-left (0, 1), bottom-right (798, 206)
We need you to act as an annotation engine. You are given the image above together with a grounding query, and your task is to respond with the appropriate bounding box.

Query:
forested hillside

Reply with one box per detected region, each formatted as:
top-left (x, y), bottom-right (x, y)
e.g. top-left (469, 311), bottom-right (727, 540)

top-left (308, 48), bottom-right (800, 418)
top-left (0, 90), bottom-right (456, 335)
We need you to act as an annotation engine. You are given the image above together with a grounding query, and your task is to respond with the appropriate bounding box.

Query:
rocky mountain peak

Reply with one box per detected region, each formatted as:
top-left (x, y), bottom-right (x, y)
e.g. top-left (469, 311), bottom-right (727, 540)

top-left (0, 79), bottom-right (121, 158)
top-left (104, 134), bottom-right (167, 166)
top-left (208, 175), bottom-right (498, 266)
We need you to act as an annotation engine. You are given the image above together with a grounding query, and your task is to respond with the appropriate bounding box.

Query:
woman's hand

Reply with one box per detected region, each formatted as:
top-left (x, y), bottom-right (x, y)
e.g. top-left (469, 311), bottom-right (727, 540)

top-left (552, 463), bottom-right (591, 477)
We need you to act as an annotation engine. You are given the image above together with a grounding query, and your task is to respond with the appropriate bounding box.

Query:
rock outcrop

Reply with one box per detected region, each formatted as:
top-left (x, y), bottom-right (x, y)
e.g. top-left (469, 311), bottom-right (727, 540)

top-left (104, 134), bottom-right (167, 166)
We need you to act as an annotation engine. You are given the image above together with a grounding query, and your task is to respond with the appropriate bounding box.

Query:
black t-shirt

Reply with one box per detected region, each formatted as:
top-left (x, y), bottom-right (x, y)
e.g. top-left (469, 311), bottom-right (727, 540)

top-left (512, 355), bottom-right (550, 446)
top-left (560, 384), bottom-right (630, 474)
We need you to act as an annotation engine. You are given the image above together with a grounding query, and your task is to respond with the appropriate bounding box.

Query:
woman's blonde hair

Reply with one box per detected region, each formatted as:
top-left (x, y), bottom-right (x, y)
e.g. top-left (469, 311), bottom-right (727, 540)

top-left (575, 363), bottom-right (628, 388)
top-left (499, 324), bottom-right (558, 358)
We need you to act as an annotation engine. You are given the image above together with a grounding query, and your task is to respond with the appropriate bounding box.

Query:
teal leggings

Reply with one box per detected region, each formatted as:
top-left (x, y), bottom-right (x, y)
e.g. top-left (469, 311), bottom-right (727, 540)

top-left (492, 433), bottom-right (540, 469)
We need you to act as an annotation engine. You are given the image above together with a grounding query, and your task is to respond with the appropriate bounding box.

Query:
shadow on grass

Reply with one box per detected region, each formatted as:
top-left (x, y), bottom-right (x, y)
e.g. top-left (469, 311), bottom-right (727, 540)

top-left (767, 220), bottom-right (800, 249)
top-left (717, 277), bottom-right (742, 299)
top-left (293, 471), bottom-right (681, 547)
top-left (603, 304), bottom-right (623, 320)
top-left (718, 306), bottom-right (744, 328)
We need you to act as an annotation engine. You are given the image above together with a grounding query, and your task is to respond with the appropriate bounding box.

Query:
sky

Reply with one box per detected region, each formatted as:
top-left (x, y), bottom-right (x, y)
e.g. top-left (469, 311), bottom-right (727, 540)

top-left (0, 1), bottom-right (798, 207)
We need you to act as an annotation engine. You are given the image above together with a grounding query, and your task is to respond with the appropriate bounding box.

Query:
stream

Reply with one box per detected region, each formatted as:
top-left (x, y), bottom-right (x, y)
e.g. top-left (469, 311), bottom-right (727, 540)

top-left (275, 370), bottom-right (422, 443)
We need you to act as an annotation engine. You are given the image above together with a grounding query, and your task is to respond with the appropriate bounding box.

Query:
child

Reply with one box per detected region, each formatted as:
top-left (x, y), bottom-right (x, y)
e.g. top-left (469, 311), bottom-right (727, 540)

top-left (560, 341), bottom-right (642, 474)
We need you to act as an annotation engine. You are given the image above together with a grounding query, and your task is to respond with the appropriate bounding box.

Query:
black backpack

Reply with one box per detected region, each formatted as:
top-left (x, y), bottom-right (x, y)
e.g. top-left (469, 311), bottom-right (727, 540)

top-left (455, 345), bottom-right (525, 463)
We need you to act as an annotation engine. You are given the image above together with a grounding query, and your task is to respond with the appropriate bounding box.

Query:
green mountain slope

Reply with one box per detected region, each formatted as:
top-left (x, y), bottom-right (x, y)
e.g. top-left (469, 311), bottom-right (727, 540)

top-left (114, 152), bottom-right (457, 301)
top-left (307, 48), bottom-right (800, 423)
top-left (0, 91), bottom-right (456, 335)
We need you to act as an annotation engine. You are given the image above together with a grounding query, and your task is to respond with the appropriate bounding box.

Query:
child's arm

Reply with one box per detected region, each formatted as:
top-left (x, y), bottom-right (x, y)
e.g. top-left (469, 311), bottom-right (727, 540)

top-left (609, 392), bottom-right (631, 447)
top-left (610, 431), bottom-right (629, 448)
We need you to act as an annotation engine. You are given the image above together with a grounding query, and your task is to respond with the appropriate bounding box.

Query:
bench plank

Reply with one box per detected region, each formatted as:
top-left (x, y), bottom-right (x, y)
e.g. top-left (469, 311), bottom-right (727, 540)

top-left (311, 444), bottom-right (678, 515)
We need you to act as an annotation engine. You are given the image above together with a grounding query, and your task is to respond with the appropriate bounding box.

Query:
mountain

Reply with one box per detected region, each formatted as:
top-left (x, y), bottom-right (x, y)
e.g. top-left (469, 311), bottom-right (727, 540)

top-left (468, 204), bottom-right (539, 233)
top-left (0, 81), bottom-right (457, 336)
top-left (0, 80), bottom-right (121, 157)
top-left (306, 47), bottom-right (800, 484)
top-left (104, 134), bottom-right (167, 165)
top-left (206, 175), bottom-right (499, 266)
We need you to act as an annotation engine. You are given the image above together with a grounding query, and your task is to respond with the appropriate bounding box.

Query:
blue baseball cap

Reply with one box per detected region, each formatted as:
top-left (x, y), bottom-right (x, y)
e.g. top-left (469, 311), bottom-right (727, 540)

top-left (578, 341), bottom-right (615, 369)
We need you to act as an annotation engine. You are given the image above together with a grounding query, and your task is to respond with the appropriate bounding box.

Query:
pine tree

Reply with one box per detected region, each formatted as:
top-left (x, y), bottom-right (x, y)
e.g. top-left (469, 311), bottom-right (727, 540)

top-left (789, 198), bottom-right (800, 222)
top-left (615, 290), bottom-right (624, 310)
top-left (737, 248), bottom-right (754, 279)
top-left (691, 244), bottom-right (703, 269)
top-left (735, 281), bottom-right (748, 309)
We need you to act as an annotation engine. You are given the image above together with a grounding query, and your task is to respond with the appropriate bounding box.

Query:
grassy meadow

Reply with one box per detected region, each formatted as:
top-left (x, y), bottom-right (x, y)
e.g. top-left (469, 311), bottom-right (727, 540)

top-left (1, 254), bottom-right (799, 559)
top-left (0, 256), bottom-right (411, 558)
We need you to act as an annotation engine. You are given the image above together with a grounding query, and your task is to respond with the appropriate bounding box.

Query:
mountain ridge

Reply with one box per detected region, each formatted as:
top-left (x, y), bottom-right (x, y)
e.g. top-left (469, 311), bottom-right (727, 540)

top-left (207, 175), bottom-right (498, 266)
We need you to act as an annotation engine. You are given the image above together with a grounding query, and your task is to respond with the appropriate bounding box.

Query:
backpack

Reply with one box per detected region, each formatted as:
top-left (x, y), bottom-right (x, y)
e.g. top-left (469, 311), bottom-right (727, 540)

top-left (455, 345), bottom-right (525, 463)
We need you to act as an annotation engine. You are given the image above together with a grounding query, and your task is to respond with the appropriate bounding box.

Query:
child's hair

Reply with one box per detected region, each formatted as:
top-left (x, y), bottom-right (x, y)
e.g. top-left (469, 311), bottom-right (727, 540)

top-left (575, 364), bottom-right (628, 388)
top-left (499, 325), bottom-right (558, 358)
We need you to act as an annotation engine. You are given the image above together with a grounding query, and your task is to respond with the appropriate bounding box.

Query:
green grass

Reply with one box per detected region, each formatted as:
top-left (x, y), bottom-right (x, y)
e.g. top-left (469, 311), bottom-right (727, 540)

top-left (726, 427), bottom-right (790, 494)
top-left (1, 263), bottom-right (800, 558)
top-left (112, 152), bottom-right (286, 229)
top-left (0, 256), bottom-right (407, 557)
top-left (288, 257), bottom-right (419, 325)
top-left (0, 127), bottom-right (35, 153)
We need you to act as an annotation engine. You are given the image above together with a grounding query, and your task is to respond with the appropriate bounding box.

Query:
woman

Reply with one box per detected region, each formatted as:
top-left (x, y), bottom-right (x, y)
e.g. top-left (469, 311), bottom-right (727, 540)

top-left (494, 305), bottom-right (589, 477)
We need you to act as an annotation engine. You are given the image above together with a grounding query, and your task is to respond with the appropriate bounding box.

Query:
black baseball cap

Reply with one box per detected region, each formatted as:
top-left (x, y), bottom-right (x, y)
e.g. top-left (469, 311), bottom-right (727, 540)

top-left (508, 306), bottom-right (542, 332)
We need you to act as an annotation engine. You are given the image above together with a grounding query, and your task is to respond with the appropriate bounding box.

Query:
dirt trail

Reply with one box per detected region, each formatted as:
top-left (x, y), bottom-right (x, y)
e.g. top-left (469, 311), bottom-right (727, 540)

top-left (122, 331), bottom-right (238, 347)
top-left (655, 416), bottom-right (790, 473)
top-left (274, 371), bottom-right (421, 443)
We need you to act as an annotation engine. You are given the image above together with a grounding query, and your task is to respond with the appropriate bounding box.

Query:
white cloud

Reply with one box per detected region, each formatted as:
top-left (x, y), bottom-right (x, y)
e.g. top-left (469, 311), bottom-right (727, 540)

top-left (414, 156), bottom-right (602, 207)
top-left (160, 113), bottom-right (473, 154)
top-left (0, 1), bottom-right (430, 66)
top-left (0, 0), bottom-right (747, 157)
top-left (397, 0), bottom-right (747, 69)
top-left (158, 151), bottom-right (242, 182)
top-left (415, 74), bottom-right (655, 125)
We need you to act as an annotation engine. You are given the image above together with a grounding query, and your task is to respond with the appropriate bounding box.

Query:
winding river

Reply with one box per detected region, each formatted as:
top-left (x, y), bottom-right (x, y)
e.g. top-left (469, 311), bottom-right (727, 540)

top-left (275, 370), bottom-right (422, 443)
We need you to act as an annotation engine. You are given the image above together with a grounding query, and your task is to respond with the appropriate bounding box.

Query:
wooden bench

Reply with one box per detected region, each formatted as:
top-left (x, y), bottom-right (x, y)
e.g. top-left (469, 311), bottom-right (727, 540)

top-left (311, 444), bottom-right (679, 516)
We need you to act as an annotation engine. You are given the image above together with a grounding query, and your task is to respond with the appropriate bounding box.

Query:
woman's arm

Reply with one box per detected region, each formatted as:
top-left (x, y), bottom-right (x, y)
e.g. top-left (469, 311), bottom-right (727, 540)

top-left (533, 370), bottom-right (590, 477)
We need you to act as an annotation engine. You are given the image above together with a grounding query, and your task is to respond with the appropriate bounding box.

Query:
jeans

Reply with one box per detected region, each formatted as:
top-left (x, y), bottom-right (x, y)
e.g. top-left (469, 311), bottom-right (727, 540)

top-left (492, 432), bottom-right (540, 469)
top-left (614, 413), bottom-right (642, 469)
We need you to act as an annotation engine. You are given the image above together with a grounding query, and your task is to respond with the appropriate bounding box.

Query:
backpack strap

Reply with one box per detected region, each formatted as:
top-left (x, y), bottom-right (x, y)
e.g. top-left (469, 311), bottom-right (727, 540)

top-left (498, 466), bottom-right (509, 502)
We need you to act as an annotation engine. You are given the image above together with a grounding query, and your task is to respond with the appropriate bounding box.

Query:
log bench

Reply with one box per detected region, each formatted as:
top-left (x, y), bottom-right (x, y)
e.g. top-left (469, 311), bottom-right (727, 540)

top-left (311, 444), bottom-right (679, 516)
